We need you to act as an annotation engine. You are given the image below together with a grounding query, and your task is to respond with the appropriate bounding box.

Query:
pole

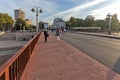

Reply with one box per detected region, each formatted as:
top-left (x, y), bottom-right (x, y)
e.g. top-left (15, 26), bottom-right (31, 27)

top-left (108, 16), bottom-right (111, 35)
top-left (31, 6), bottom-right (43, 32)
top-left (107, 13), bottom-right (111, 35)
top-left (109, 18), bottom-right (111, 31)
top-left (36, 8), bottom-right (38, 32)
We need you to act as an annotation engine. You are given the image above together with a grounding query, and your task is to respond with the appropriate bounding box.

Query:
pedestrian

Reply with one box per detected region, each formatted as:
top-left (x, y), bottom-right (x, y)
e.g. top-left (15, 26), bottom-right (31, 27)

top-left (56, 28), bottom-right (60, 40)
top-left (44, 29), bottom-right (49, 42)
top-left (62, 28), bottom-right (64, 32)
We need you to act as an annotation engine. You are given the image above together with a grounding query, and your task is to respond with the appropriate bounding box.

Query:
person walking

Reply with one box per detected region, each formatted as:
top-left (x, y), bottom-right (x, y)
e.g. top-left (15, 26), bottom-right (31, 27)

top-left (56, 28), bottom-right (60, 40)
top-left (44, 29), bottom-right (49, 42)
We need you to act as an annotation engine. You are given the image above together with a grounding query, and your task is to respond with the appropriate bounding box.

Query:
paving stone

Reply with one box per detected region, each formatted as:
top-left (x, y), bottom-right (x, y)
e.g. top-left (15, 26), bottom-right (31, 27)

top-left (21, 33), bottom-right (120, 80)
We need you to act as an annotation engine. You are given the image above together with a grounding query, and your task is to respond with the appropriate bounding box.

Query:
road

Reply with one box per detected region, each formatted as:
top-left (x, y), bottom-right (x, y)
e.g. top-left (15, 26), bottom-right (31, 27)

top-left (61, 32), bottom-right (120, 74)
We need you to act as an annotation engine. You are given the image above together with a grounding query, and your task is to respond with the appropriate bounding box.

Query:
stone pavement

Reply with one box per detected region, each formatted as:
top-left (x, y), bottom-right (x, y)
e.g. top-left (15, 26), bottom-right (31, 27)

top-left (21, 33), bottom-right (120, 80)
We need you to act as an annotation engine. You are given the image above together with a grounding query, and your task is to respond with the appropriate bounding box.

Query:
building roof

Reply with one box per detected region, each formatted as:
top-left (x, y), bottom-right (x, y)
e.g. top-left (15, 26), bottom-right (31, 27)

top-left (54, 18), bottom-right (65, 23)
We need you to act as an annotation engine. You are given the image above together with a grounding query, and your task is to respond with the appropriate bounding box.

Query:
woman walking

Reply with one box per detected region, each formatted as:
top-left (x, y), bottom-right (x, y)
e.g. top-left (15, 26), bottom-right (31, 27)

top-left (56, 28), bottom-right (60, 40)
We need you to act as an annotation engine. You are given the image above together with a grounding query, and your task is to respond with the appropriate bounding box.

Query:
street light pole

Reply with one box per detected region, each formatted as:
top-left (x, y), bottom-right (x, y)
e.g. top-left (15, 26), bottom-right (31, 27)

top-left (36, 8), bottom-right (38, 32)
top-left (31, 6), bottom-right (43, 32)
top-left (107, 13), bottom-right (112, 35)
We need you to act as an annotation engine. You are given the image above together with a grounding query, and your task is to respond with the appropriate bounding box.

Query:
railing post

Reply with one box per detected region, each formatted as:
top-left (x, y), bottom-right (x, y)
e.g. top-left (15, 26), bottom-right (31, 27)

top-left (5, 68), bottom-right (9, 80)
top-left (0, 73), bottom-right (5, 80)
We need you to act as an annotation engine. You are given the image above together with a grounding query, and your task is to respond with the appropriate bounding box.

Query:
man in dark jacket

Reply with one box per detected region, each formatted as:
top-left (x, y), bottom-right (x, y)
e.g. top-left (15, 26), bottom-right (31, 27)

top-left (44, 29), bottom-right (49, 42)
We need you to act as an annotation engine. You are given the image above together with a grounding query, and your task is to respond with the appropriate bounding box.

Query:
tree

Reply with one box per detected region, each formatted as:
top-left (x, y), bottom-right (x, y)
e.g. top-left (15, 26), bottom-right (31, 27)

top-left (96, 20), bottom-right (106, 30)
top-left (39, 21), bottom-right (44, 29)
top-left (65, 21), bottom-right (72, 30)
top-left (84, 16), bottom-right (97, 27)
top-left (0, 13), bottom-right (13, 31)
top-left (76, 18), bottom-right (84, 27)
top-left (105, 13), bottom-right (119, 32)
top-left (111, 14), bottom-right (119, 31)
top-left (14, 18), bottom-right (27, 31)
top-left (66, 13), bottom-right (120, 33)
top-left (69, 17), bottom-right (78, 27)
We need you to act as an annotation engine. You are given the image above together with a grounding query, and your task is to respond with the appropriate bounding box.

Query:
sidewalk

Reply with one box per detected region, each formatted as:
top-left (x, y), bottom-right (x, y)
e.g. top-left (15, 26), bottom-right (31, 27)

top-left (72, 31), bottom-right (120, 39)
top-left (21, 33), bottom-right (120, 80)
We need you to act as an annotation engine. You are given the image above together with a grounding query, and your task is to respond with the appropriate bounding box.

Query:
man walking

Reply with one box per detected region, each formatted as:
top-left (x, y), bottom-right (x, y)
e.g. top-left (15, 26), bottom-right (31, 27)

top-left (44, 29), bottom-right (49, 42)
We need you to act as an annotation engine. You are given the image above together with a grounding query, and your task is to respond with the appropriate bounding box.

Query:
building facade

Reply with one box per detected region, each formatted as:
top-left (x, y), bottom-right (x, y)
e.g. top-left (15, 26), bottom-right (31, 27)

top-left (26, 19), bottom-right (32, 26)
top-left (85, 15), bottom-right (94, 21)
top-left (53, 18), bottom-right (66, 29)
top-left (14, 9), bottom-right (25, 20)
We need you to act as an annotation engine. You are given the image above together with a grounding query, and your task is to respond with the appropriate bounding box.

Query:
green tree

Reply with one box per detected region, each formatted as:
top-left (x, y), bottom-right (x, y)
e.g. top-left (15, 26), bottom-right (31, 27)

top-left (0, 13), bottom-right (13, 31)
top-left (65, 21), bottom-right (72, 30)
top-left (76, 18), bottom-right (84, 27)
top-left (14, 18), bottom-right (27, 31)
top-left (83, 19), bottom-right (97, 27)
top-left (105, 14), bottom-right (119, 32)
top-left (39, 21), bottom-right (44, 29)
top-left (69, 17), bottom-right (78, 27)
top-left (111, 14), bottom-right (119, 31)
top-left (96, 20), bottom-right (106, 30)
top-left (83, 15), bottom-right (97, 27)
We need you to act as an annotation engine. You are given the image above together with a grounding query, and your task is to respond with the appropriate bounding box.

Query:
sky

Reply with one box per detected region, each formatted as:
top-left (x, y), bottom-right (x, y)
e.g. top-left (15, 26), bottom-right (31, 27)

top-left (0, 0), bottom-right (120, 25)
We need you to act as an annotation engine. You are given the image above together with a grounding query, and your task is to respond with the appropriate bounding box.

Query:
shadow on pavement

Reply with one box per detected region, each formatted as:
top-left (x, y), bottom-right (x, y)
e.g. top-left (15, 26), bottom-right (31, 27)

top-left (112, 57), bottom-right (120, 74)
top-left (107, 57), bottom-right (120, 80)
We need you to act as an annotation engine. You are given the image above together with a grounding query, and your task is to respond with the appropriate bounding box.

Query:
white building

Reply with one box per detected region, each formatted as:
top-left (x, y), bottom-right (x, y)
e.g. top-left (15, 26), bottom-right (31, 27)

top-left (85, 15), bottom-right (94, 21)
top-left (53, 18), bottom-right (66, 29)
top-left (44, 23), bottom-right (49, 29)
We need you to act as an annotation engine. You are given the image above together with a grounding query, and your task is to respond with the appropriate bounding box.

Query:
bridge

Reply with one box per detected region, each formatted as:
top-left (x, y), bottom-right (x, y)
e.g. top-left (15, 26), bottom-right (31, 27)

top-left (0, 32), bottom-right (120, 80)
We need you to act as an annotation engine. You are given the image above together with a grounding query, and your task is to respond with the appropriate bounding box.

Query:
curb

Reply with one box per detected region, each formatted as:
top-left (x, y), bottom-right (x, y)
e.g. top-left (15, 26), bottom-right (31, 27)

top-left (71, 31), bottom-right (120, 39)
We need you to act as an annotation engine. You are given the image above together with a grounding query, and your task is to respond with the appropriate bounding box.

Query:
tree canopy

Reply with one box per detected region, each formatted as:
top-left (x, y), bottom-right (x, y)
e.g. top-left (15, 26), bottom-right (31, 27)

top-left (0, 13), bottom-right (13, 31)
top-left (66, 14), bottom-right (120, 32)
top-left (14, 18), bottom-right (29, 30)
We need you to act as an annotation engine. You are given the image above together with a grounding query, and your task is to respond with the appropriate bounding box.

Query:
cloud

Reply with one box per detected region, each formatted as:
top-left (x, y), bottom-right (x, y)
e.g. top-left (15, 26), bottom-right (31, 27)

top-left (1, 0), bottom-right (116, 25)
top-left (89, 0), bottom-right (120, 19)
top-left (11, 0), bottom-right (59, 24)
top-left (43, 0), bottom-right (108, 24)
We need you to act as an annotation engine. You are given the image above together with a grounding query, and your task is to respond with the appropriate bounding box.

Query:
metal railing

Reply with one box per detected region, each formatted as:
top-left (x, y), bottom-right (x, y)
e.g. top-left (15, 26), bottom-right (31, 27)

top-left (0, 32), bottom-right (41, 80)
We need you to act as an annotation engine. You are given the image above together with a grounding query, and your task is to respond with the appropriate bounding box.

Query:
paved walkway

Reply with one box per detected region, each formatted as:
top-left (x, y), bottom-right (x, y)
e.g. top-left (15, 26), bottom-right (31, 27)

top-left (21, 33), bottom-right (120, 80)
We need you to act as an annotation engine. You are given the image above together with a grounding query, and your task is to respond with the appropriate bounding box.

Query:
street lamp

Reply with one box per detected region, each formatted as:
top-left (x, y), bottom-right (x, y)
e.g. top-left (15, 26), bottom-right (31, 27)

top-left (107, 13), bottom-right (112, 35)
top-left (31, 6), bottom-right (43, 32)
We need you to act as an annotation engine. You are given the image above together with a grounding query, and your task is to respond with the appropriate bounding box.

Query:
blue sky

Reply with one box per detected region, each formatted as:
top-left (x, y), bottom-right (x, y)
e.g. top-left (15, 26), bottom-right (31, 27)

top-left (0, 0), bottom-right (120, 25)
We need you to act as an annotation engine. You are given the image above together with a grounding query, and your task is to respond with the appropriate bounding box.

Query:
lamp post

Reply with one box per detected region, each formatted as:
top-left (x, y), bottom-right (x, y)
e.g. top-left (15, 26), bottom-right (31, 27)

top-left (107, 13), bottom-right (112, 35)
top-left (31, 6), bottom-right (43, 32)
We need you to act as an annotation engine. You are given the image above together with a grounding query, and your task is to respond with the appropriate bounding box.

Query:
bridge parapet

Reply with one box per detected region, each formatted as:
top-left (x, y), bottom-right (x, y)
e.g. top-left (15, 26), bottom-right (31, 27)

top-left (0, 32), bottom-right (41, 80)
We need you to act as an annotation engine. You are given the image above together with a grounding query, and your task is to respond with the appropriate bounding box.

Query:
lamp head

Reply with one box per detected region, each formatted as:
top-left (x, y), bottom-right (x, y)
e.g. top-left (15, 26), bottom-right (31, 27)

top-left (107, 13), bottom-right (111, 17)
top-left (39, 9), bottom-right (43, 13)
top-left (31, 8), bottom-right (35, 12)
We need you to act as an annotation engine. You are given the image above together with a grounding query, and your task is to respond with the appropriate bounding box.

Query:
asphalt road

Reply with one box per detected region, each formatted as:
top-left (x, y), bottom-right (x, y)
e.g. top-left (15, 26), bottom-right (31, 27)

top-left (61, 32), bottom-right (120, 74)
